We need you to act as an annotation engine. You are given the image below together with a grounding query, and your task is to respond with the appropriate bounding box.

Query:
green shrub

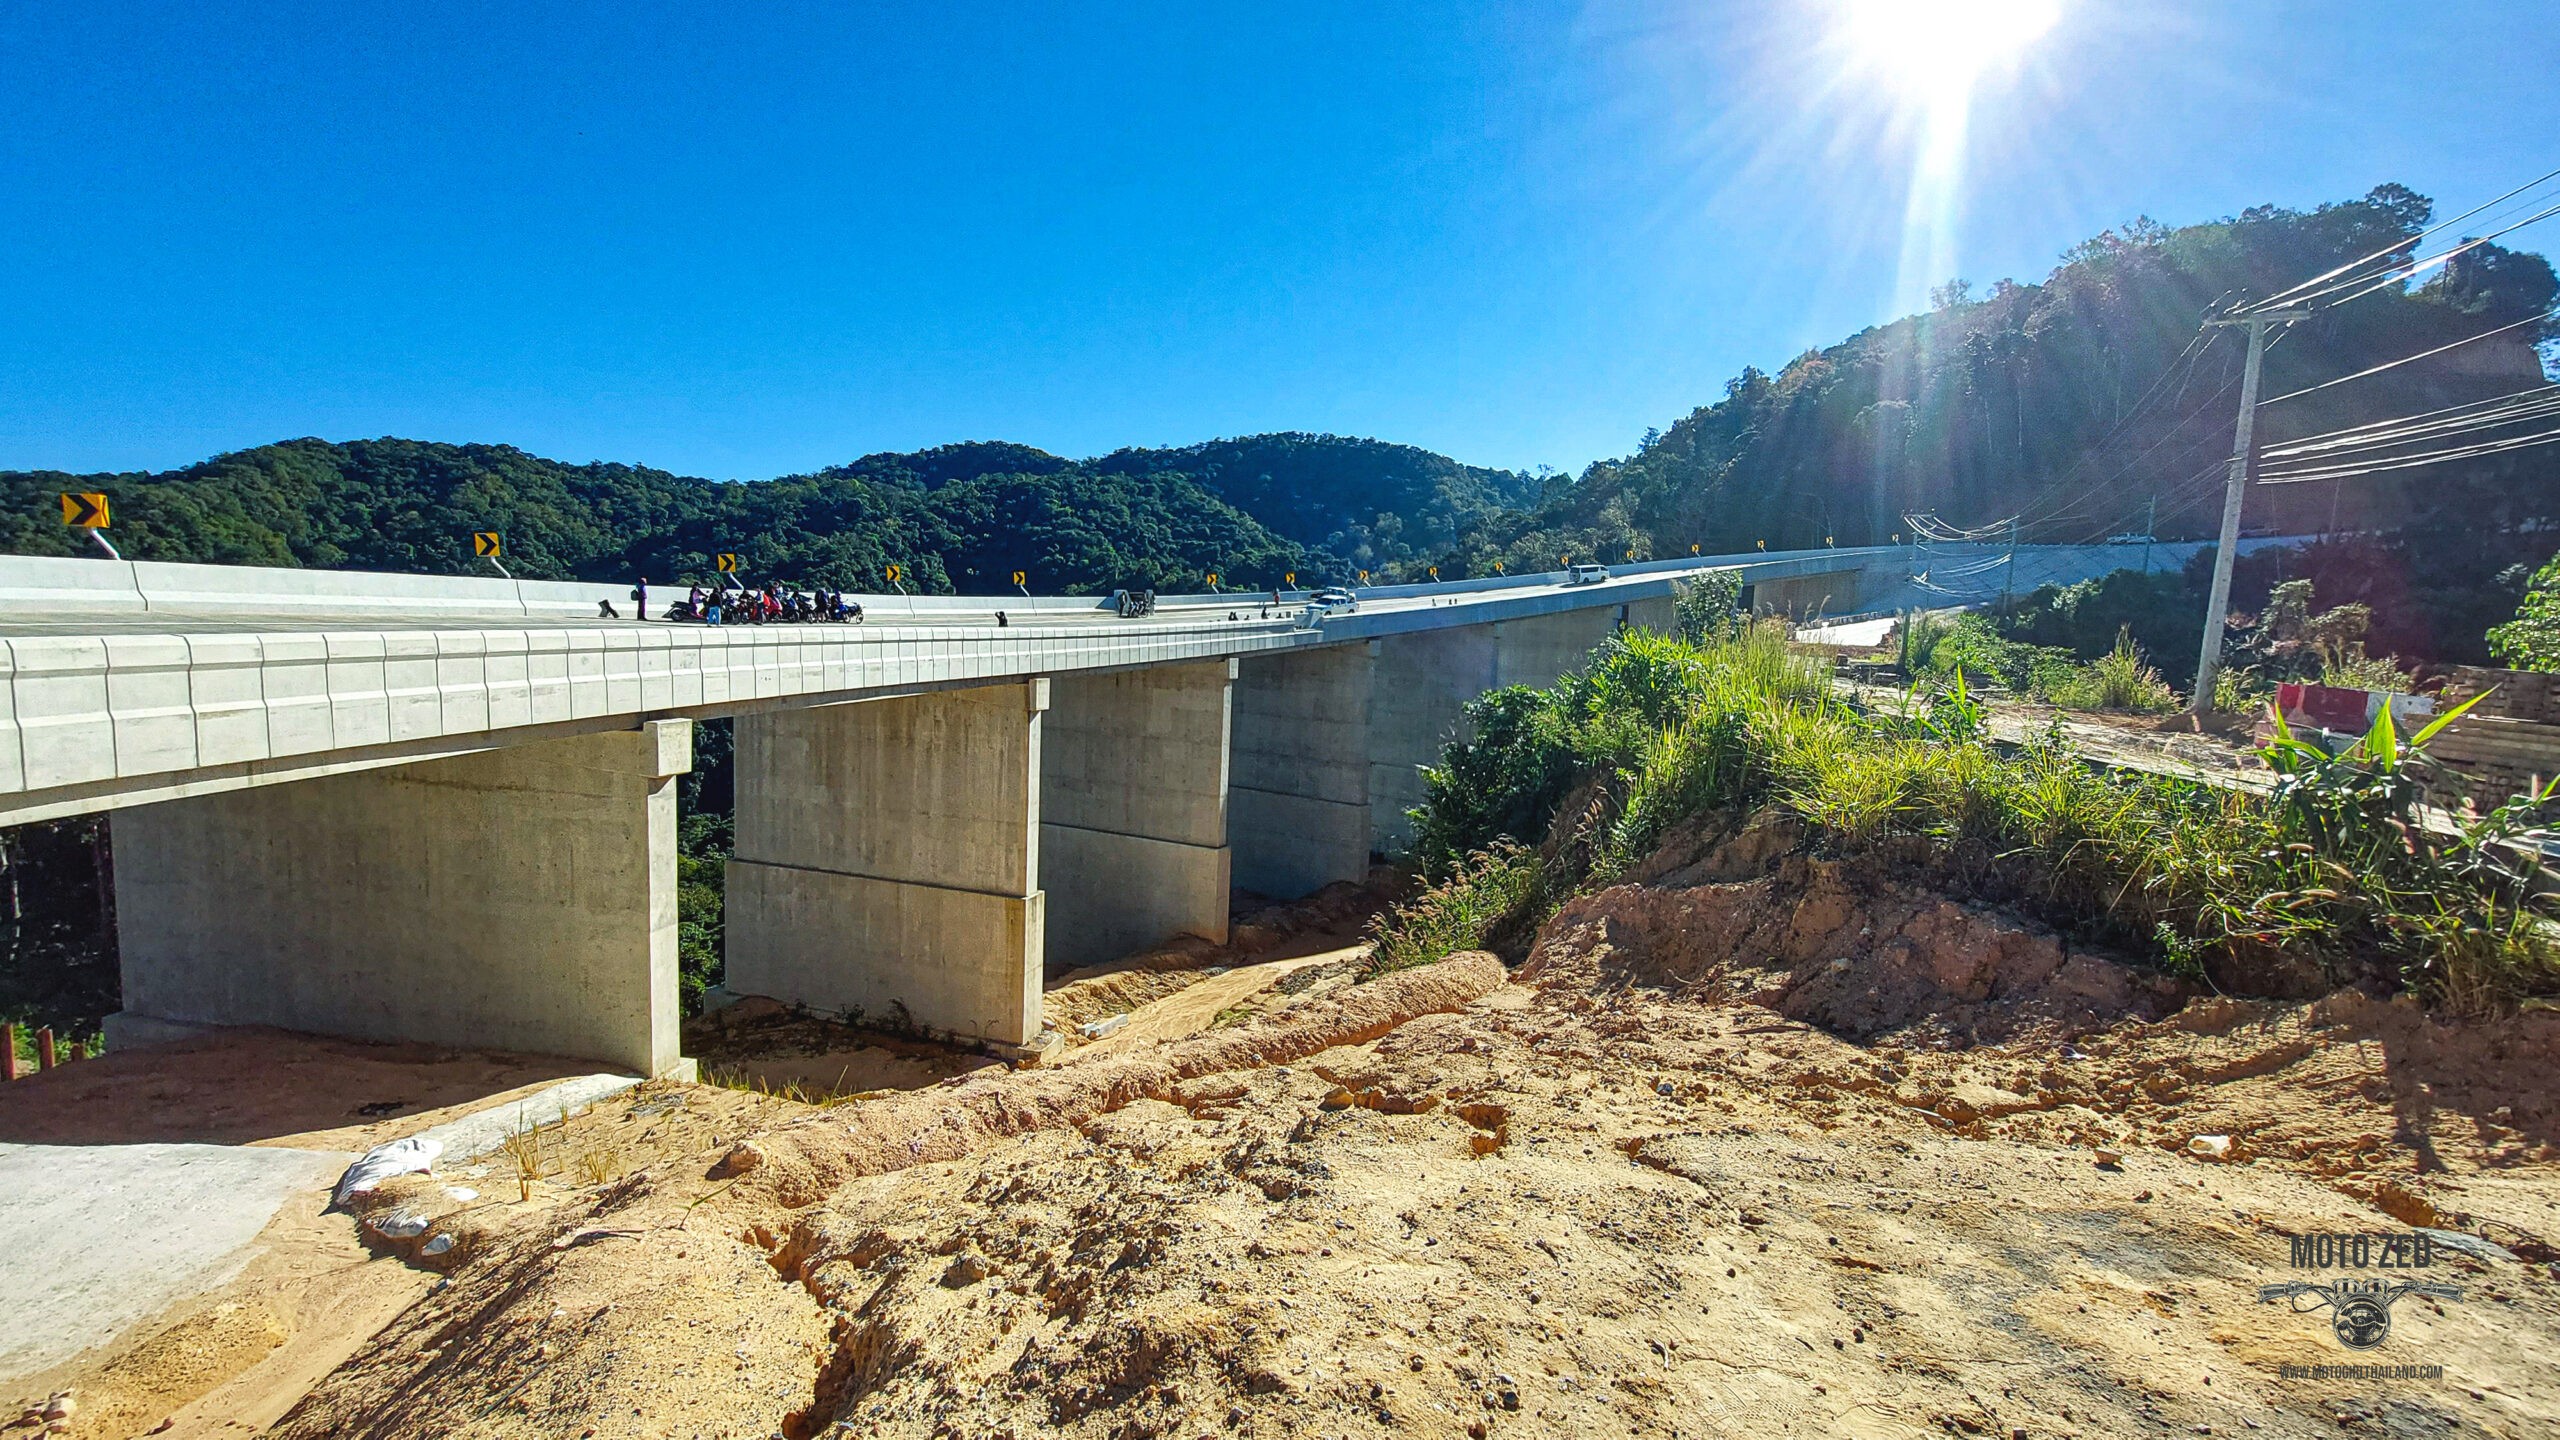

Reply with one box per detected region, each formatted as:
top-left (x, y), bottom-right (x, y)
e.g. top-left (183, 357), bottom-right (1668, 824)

top-left (1911, 614), bottom-right (2074, 694)
top-left (1674, 570), bottom-right (1745, 645)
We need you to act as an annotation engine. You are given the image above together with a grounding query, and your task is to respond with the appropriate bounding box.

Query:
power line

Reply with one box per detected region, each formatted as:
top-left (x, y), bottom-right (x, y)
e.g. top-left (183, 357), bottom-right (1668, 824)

top-left (2263, 379), bottom-right (2560, 456)
top-left (2256, 313), bottom-right (2550, 407)
top-left (2014, 358), bottom-right (2248, 533)
top-left (2282, 200), bottom-right (2560, 313)
top-left (2263, 381), bottom-right (2560, 453)
top-left (2001, 327), bottom-right (2231, 531)
top-left (2049, 456), bottom-right (2234, 549)
top-left (2244, 166), bottom-right (2560, 313)
top-left (2258, 422), bottom-right (2560, 485)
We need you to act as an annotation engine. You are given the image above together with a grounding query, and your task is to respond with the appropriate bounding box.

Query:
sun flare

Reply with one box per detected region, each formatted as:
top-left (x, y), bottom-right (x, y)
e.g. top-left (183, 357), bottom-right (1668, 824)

top-left (1832, 0), bottom-right (2062, 107)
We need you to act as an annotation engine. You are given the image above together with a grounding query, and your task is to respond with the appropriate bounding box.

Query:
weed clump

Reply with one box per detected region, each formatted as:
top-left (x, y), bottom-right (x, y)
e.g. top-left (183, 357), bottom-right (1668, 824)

top-left (1364, 842), bottom-right (1545, 977)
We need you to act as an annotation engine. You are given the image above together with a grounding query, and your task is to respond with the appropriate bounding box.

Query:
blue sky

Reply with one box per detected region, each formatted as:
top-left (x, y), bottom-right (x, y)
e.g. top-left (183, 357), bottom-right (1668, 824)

top-left (2, 1), bottom-right (2554, 480)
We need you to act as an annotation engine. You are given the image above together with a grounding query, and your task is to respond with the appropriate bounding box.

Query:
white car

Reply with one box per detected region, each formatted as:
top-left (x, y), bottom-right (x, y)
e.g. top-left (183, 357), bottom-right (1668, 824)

top-left (1563, 563), bottom-right (1611, 586)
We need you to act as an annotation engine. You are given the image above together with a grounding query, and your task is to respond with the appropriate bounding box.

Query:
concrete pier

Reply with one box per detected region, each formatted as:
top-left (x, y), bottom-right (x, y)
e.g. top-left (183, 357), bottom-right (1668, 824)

top-left (725, 680), bottom-right (1048, 1046)
top-left (1231, 643), bottom-right (1374, 900)
top-left (1040, 661), bottom-right (1233, 971)
top-left (108, 721), bottom-right (694, 1077)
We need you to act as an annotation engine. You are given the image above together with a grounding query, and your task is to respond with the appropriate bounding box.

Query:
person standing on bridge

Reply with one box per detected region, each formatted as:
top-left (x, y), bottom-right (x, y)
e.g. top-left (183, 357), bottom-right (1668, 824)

top-left (631, 575), bottom-right (649, 621)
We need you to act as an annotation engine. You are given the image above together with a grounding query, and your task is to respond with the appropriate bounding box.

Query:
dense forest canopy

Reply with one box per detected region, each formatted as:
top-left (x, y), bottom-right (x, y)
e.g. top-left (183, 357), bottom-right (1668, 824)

top-left (4, 185), bottom-right (2553, 624)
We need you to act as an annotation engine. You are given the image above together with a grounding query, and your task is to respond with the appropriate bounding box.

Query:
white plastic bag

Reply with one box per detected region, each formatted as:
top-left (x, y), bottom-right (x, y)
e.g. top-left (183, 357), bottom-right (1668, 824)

top-left (331, 1135), bottom-right (444, 1208)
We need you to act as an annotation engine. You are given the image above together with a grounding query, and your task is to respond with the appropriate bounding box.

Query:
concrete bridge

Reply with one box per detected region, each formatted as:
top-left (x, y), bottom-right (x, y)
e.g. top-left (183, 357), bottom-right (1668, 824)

top-left (0, 546), bottom-right (1906, 1077)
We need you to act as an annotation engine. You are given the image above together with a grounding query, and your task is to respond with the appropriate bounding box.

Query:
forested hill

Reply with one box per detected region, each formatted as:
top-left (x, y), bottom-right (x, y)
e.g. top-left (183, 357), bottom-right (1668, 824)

top-left (1088, 434), bottom-right (1539, 576)
top-left (0, 434), bottom-right (1507, 594)
top-left (1426, 184), bottom-right (2559, 580)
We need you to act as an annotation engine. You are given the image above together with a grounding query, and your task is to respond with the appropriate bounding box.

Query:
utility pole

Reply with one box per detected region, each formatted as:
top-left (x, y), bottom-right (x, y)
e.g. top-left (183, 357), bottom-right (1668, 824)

top-left (2190, 310), bottom-right (2306, 715)
top-left (2139, 494), bottom-right (2157, 575)
top-left (1998, 516), bottom-right (2019, 613)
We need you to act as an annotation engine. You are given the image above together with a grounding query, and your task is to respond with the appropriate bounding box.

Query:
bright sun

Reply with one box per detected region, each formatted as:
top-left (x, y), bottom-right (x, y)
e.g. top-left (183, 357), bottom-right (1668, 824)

top-left (1832, 0), bottom-right (2062, 106)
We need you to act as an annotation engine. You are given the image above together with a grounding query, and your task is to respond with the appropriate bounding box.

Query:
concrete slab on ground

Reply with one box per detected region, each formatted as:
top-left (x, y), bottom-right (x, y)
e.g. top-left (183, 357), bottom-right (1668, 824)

top-left (0, 1141), bottom-right (347, 1386)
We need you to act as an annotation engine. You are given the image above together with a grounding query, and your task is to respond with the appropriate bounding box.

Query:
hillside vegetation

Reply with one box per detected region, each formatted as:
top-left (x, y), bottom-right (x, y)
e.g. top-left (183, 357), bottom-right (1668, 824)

top-left (1383, 604), bottom-right (2560, 1014)
top-left (1423, 185), bottom-right (2557, 578)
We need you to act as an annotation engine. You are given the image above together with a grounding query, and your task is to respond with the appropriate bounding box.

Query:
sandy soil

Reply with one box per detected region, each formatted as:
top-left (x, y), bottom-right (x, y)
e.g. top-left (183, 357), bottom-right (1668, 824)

top-left (0, 1034), bottom-right (797, 1440)
top-left (238, 823), bottom-right (2559, 1440)
top-left (24, 843), bottom-right (2560, 1438)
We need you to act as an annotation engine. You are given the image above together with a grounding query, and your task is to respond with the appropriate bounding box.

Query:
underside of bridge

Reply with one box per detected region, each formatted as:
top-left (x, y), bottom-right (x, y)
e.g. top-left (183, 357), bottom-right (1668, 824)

top-left (86, 596), bottom-right (1697, 1071)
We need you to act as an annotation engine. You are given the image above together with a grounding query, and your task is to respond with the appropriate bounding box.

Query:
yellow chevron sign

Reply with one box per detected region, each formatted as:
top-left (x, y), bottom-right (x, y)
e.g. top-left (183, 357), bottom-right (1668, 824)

top-left (60, 493), bottom-right (109, 528)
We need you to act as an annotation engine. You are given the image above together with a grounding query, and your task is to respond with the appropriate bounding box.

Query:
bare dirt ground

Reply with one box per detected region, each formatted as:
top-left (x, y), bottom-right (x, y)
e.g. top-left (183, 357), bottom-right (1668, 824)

top-left (16, 841), bottom-right (2556, 1438)
top-left (208, 827), bottom-right (2558, 1440)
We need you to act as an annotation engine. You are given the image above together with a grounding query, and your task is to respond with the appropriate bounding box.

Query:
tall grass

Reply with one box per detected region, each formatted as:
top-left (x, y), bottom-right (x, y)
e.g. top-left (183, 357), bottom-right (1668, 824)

top-left (1400, 622), bottom-right (2560, 1010)
top-left (1364, 842), bottom-right (1546, 976)
top-left (2034, 629), bottom-right (2180, 713)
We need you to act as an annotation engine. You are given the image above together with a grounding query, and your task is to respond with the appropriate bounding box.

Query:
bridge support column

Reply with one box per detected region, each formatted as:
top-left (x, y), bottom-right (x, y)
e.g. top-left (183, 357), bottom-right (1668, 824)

top-left (1366, 627), bottom-right (1498, 856)
top-left (1041, 661), bottom-right (1233, 971)
top-left (108, 721), bottom-right (694, 1077)
top-left (726, 680), bottom-right (1046, 1046)
top-left (1232, 643), bottom-right (1373, 900)
top-left (1753, 574), bottom-right (1842, 619)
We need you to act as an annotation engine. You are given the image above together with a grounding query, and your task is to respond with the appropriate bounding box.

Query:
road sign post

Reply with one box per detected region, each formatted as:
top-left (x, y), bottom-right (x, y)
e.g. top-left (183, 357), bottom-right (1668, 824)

top-left (471, 530), bottom-right (509, 578)
top-left (59, 493), bottom-right (119, 559)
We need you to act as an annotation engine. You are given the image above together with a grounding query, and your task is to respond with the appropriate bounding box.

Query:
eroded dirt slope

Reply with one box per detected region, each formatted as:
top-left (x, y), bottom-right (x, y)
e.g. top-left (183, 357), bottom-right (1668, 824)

top-left (256, 842), bottom-right (2560, 1440)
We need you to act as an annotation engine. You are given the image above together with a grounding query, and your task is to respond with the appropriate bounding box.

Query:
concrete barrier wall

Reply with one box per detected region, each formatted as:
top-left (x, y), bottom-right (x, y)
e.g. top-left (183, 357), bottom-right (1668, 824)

top-left (0, 548), bottom-right (1888, 623)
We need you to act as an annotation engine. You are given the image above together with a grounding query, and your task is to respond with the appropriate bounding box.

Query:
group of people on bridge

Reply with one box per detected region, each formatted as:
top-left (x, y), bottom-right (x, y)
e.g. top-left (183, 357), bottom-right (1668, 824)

top-left (621, 578), bottom-right (863, 625)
